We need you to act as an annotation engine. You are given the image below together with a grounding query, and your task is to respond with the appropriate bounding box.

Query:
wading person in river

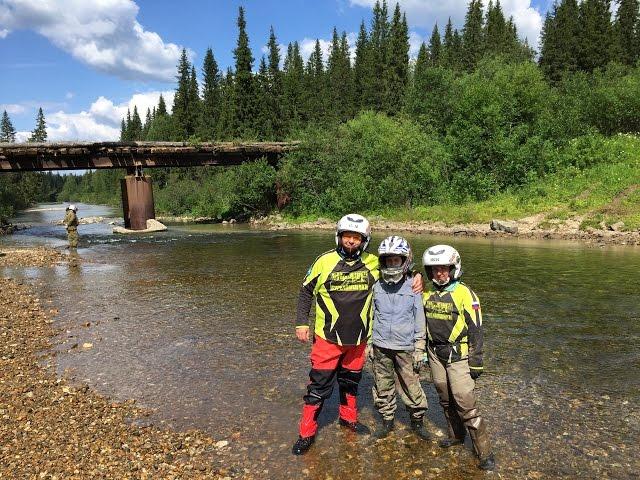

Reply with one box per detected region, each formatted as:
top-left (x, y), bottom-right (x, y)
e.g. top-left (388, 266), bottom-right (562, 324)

top-left (63, 204), bottom-right (79, 249)
top-left (292, 214), bottom-right (423, 455)
top-left (369, 236), bottom-right (429, 441)
top-left (422, 245), bottom-right (495, 471)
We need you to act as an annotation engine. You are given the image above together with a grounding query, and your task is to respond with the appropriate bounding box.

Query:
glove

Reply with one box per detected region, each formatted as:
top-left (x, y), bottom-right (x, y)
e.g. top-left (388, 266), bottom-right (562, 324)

top-left (470, 369), bottom-right (483, 380)
top-left (413, 352), bottom-right (428, 373)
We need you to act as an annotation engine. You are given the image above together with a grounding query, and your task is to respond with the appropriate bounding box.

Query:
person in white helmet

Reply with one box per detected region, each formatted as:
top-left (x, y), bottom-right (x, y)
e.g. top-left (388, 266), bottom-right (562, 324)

top-left (369, 235), bottom-right (428, 441)
top-left (292, 214), bottom-right (423, 455)
top-left (63, 204), bottom-right (79, 248)
top-left (422, 245), bottom-right (495, 471)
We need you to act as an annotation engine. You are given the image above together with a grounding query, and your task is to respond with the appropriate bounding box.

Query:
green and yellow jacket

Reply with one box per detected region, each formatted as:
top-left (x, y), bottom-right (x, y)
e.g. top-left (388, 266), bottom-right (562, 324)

top-left (296, 250), bottom-right (380, 346)
top-left (422, 281), bottom-right (484, 372)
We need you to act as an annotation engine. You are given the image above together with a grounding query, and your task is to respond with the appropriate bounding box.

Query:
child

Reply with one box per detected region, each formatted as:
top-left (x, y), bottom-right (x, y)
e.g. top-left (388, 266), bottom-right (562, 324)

top-left (422, 244), bottom-right (495, 471)
top-left (370, 235), bottom-right (429, 440)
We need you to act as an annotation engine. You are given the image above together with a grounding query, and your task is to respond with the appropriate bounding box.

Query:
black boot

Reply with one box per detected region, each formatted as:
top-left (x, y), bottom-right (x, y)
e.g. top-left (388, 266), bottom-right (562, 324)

top-left (410, 418), bottom-right (430, 441)
top-left (291, 435), bottom-right (315, 455)
top-left (338, 418), bottom-right (371, 435)
top-left (374, 419), bottom-right (394, 439)
top-left (438, 437), bottom-right (464, 448)
top-left (479, 453), bottom-right (495, 471)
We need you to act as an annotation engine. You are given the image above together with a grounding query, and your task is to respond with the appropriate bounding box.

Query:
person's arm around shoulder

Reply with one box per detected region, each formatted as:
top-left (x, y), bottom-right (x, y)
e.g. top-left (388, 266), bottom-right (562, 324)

top-left (462, 284), bottom-right (484, 379)
top-left (412, 281), bottom-right (427, 370)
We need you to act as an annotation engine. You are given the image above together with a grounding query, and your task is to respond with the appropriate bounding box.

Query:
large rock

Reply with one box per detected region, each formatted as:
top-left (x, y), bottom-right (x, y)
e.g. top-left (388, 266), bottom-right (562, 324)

top-left (113, 219), bottom-right (167, 234)
top-left (490, 219), bottom-right (519, 234)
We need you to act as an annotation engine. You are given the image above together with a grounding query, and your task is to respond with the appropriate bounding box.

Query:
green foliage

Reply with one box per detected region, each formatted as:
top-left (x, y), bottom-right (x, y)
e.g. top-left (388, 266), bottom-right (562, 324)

top-left (28, 108), bottom-right (47, 142)
top-left (277, 112), bottom-right (448, 216)
top-left (1, 111), bottom-right (16, 143)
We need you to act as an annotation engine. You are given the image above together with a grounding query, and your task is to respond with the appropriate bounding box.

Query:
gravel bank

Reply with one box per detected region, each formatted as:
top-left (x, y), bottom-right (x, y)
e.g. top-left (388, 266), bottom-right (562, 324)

top-left (0, 250), bottom-right (240, 479)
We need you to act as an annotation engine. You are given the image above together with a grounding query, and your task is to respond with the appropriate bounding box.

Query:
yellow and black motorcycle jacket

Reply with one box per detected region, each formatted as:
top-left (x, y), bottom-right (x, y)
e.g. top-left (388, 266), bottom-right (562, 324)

top-left (422, 281), bottom-right (484, 373)
top-left (296, 250), bottom-right (380, 346)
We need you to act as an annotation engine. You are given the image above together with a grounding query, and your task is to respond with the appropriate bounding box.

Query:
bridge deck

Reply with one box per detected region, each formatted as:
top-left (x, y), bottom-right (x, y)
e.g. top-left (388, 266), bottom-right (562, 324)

top-left (0, 141), bottom-right (298, 172)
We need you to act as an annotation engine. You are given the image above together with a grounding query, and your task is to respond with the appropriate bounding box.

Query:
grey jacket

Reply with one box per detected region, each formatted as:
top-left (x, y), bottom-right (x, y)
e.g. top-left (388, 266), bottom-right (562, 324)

top-left (371, 275), bottom-right (426, 352)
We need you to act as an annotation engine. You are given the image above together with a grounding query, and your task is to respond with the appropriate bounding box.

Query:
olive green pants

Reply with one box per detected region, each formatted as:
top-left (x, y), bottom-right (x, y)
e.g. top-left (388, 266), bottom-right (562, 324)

top-left (372, 346), bottom-right (427, 421)
top-left (428, 346), bottom-right (491, 459)
top-left (67, 228), bottom-right (79, 248)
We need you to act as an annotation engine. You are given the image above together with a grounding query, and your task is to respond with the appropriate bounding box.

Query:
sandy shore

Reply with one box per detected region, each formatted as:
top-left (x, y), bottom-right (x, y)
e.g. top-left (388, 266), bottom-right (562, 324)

top-left (0, 249), bottom-right (239, 479)
top-left (256, 214), bottom-right (640, 246)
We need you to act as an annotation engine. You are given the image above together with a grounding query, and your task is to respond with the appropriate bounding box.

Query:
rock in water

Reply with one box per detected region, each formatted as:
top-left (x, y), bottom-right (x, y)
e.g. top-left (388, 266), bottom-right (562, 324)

top-left (490, 219), bottom-right (519, 234)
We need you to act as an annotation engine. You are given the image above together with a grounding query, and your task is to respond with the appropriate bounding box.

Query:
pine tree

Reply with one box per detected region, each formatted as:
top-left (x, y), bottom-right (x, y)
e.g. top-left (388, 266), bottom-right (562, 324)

top-left (28, 107), bottom-right (47, 142)
top-left (267, 26), bottom-right (284, 138)
top-left (233, 6), bottom-right (255, 137)
top-left (613, 0), bottom-right (639, 65)
top-left (173, 49), bottom-right (194, 140)
top-left (0, 111), bottom-right (16, 143)
top-left (429, 24), bottom-right (442, 66)
top-left (200, 47), bottom-right (221, 140)
top-left (462, 0), bottom-right (485, 71)
top-left (578, 0), bottom-right (613, 72)
top-left (384, 5), bottom-right (410, 114)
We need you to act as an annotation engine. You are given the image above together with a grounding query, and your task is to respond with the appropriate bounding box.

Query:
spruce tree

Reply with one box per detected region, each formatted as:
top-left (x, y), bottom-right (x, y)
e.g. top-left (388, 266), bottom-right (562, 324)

top-left (130, 106), bottom-right (143, 140)
top-left (303, 39), bottom-right (327, 122)
top-left (267, 26), bottom-right (284, 138)
top-left (157, 94), bottom-right (168, 116)
top-left (233, 6), bottom-right (255, 137)
top-left (200, 47), bottom-right (221, 140)
top-left (0, 111), bottom-right (16, 143)
top-left (384, 5), bottom-right (410, 115)
top-left (462, 0), bottom-right (485, 71)
top-left (327, 28), bottom-right (354, 122)
top-left (429, 24), bottom-right (442, 66)
top-left (578, 0), bottom-right (613, 72)
top-left (188, 66), bottom-right (201, 137)
top-left (442, 18), bottom-right (456, 69)
top-left (353, 20), bottom-right (372, 111)
top-left (367, 0), bottom-right (390, 111)
top-left (452, 29), bottom-right (464, 70)
top-left (485, 0), bottom-right (508, 55)
top-left (613, 0), bottom-right (639, 65)
top-left (28, 107), bottom-right (47, 142)
top-left (119, 119), bottom-right (127, 141)
top-left (540, 0), bottom-right (581, 81)
top-left (255, 57), bottom-right (274, 139)
top-left (173, 49), bottom-right (194, 139)
top-left (283, 41), bottom-right (305, 129)
top-left (123, 109), bottom-right (132, 141)
top-left (217, 69), bottom-right (236, 139)
top-left (143, 108), bottom-right (152, 139)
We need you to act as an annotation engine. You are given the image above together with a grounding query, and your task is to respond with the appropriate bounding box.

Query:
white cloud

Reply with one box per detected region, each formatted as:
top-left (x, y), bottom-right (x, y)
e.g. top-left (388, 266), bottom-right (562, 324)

top-left (0, 103), bottom-right (25, 114)
top-left (299, 38), bottom-right (333, 63)
top-left (0, 0), bottom-right (188, 81)
top-left (43, 90), bottom-right (174, 142)
top-left (349, 0), bottom-right (544, 47)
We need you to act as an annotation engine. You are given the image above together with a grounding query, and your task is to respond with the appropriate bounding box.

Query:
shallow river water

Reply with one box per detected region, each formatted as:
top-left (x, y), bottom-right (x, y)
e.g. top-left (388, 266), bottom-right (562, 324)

top-left (3, 204), bottom-right (639, 479)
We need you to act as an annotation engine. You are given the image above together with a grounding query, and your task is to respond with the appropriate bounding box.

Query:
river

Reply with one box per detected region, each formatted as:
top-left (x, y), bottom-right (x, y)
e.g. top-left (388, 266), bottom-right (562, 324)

top-left (2, 203), bottom-right (639, 479)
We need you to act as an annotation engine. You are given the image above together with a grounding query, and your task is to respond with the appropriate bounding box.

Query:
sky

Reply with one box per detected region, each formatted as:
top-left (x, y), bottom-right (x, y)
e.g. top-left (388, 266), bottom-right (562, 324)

top-left (0, 0), bottom-right (552, 142)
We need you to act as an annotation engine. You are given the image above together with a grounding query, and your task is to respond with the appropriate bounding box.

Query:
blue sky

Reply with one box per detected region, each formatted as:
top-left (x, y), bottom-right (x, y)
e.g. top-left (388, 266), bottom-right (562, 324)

top-left (0, 0), bottom-right (550, 141)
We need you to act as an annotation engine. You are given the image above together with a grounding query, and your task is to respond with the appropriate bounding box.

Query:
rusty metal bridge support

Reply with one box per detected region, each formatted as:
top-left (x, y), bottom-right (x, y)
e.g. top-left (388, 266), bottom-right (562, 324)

top-left (121, 168), bottom-right (155, 230)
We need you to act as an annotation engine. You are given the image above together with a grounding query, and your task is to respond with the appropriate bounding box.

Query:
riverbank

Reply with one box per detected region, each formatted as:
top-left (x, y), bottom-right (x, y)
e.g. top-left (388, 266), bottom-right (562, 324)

top-left (255, 213), bottom-right (640, 246)
top-left (0, 249), bottom-right (238, 479)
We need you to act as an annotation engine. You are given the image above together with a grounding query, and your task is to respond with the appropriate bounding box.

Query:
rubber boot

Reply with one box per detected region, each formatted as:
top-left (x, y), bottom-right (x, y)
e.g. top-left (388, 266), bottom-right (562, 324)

top-left (410, 418), bottom-right (430, 441)
top-left (374, 418), bottom-right (394, 439)
top-left (338, 418), bottom-right (371, 435)
top-left (479, 453), bottom-right (496, 471)
top-left (438, 437), bottom-right (465, 448)
top-left (292, 435), bottom-right (315, 455)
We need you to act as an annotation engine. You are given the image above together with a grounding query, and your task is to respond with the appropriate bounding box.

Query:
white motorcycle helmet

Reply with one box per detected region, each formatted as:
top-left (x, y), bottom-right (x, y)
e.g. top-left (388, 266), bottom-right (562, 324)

top-left (335, 213), bottom-right (371, 257)
top-left (422, 244), bottom-right (462, 286)
top-left (378, 235), bottom-right (413, 284)
top-left (67, 204), bottom-right (78, 212)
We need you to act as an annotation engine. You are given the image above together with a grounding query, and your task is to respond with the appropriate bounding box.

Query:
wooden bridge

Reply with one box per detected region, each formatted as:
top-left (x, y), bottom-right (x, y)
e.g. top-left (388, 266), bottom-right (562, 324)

top-left (0, 141), bottom-right (297, 230)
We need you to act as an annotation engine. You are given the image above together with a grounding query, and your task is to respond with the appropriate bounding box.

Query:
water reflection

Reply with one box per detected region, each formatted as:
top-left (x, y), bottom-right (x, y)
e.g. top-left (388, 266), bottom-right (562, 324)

top-left (2, 213), bottom-right (639, 478)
